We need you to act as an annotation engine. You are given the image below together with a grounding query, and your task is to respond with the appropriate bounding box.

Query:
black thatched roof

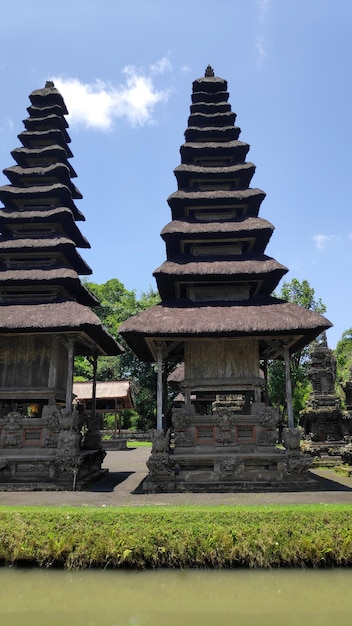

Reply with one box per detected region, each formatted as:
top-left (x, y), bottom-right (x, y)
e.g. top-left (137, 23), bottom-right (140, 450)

top-left (0, 237), bottom-right (92, 275)
top-left (29, 85), bottom-right (69, 113)
top-left (17, 130), bottom-right (73, 155)
top-left (161, 217), bottom-right (274, 236)
top-left (154, 255), bottom-right (287, 277)
top-left (119, 297), bottom-right (333, 361)
top-left (0, 301), bottom-right (122, 356)
top-left (0, 184), bottom-right (84, 220)
top-left (0, 207), bottom-right (90, 248)
top-left (3, 163), bottom-right (82, 199)
top-left (11, 145), bottom-right (77, 177)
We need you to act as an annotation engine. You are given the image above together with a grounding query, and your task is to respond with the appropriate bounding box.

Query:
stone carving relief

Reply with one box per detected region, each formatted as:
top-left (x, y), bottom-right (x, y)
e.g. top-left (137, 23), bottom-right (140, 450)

top-left (3, 411), bottom-right (22, 431)
top-left (0, 459), bottom-right (9, 476)
top-left (259, 407), bottom-right (279, 429)
top-left (216, 430), bottom-right (235, 445)
top-left (216, 408), bottom-right (236, 430)
top-left (257, 430), bottom-right (278, 446)
top-left (146, 453), bottom-right (171, 476)
top-left (283, 455), bottom-right (311, 474)
top-left (213, 456), bottom-right (242, 479)
top-left (172, 409), bottom-right (190, 430)
top-left (2, 433), bottom-right (21, 448)
top-left (42, 403), bottom-right (61, 432)
top-left (151, 428), bottom-right (171, 454)
top-left (174, 431), bottom-right (195, 447)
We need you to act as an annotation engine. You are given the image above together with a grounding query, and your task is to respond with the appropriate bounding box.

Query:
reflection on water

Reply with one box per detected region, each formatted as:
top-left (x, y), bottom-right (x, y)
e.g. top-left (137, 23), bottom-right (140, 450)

top-left (0, 567), bottom-right (352, 626)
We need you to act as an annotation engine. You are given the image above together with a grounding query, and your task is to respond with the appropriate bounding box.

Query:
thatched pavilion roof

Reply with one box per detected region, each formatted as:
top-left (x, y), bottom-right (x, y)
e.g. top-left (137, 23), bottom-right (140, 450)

top-left (119, 297), bottom-right (332, 361)
top-left (0, 301), bottom-right (123, 356)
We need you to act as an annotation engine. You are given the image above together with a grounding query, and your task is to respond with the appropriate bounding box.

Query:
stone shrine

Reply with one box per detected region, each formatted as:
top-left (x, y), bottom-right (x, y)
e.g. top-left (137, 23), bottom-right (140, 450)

top-left (300, 334), bottom-right (347, 441)
top-left (0, 82), bottom-right (122, 489)
top-left (119, 67), bottom-right (332, 492)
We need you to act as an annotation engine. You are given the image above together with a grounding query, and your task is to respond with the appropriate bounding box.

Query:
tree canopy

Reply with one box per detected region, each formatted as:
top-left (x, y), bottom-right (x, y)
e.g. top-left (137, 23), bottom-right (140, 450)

top-left (267, 278), bottom-right (327, 422)
top-left (74, 278), bottom-right (161, 429)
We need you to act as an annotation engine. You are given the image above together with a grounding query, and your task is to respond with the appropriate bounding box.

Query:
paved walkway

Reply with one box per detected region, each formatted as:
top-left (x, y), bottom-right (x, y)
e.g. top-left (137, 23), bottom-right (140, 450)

top-left (0, 446), bottom-right (352, 507)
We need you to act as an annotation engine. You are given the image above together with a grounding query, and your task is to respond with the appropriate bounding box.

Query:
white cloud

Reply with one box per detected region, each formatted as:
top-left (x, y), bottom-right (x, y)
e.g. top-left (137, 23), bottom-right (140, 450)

top-left (255, 36), bottom-right (268, 64)
top-left (257, 0), bottom-right (273, 24)
top-left (313, 234), bottom-right (337, 251)
top-left (52, 58), bottom-right (172, 131)
top-left (255, 0), bottom-right (273, 65)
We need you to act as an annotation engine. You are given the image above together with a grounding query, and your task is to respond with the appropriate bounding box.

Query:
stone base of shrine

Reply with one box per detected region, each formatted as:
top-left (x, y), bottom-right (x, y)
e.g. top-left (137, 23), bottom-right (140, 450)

top-left (143, 449), bottom-right (321, 493)
top-left (0, 448), bottom-right (107, 491)
top-left (301, 439), bottom-right (348, 468)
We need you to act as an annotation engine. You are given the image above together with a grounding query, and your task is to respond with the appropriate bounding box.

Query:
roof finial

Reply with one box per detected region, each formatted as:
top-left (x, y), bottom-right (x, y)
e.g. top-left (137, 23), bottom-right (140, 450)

top-left (205, 65), bottom-right (214, 77)
top-left (45, 80), bottom-right (55, 88)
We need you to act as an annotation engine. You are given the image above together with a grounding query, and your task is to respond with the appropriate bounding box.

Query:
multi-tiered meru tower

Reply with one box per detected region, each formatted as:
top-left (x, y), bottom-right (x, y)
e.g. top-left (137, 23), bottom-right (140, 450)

top-left (0, 82), bottom-right (122, 489)
top-left (120, 66), bottom-right (332, 492)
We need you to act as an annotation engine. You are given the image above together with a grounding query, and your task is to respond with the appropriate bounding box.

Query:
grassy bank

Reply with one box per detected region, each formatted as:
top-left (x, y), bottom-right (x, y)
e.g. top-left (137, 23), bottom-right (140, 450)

top-left (1, 504), bottom-right (352, 569)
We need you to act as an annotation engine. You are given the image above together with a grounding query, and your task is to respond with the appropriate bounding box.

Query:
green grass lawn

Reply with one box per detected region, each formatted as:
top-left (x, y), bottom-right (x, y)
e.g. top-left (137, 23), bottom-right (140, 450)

top-left (126, 440), bottom-right (151, 448)
top-left (1, 503), bottom-right (351, 569)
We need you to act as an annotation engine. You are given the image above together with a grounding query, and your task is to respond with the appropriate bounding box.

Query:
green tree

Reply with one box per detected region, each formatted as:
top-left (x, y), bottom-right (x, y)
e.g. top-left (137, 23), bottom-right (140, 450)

top-left (267, 278), bottom-right (326, 422)
top-left (335, 329), bottom-right (352, 404)
top-left (75, 278), bottom-right (161, 429)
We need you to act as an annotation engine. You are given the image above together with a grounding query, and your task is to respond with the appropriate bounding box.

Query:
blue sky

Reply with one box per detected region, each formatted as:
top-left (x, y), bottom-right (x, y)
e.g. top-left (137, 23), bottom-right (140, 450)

top-left (0, 0), bottom-right (351, 349)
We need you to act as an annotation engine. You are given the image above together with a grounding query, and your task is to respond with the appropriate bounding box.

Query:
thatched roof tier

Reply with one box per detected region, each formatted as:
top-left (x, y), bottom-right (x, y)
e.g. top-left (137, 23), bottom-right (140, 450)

top-left (174, 162), bottom-right (255, 189)
top-left (188, 111), bottom-right (236, 127)
top-left (29, 85), bottom-right (69, 113)
top-left (154, 256), bottom-right (287, 300)
top-left (17, 130), bottom-right (73, 156)
top-left (180, 139), bottom-right (249, 163)
top-left (23, 114), bottom-right (70, 138)
top-left (0, 269), bottom-right (98, 306)
top-left (155, 256), bottom-right (287, 276)
top-left (167, 188), bottom-right (265, 218)
top-left (119, 297), bottom-right (332, 361)
top-left (190, 102), bottom-right (231, 114)
top-left (0, 237), bottom-right (92, 275)
top-left (3, 163), bottom-right (82, 199)
top-left (0, 207), bottom-right (90, 248)
top-left (0, 184), bottom-right (84, 220)
top-left (192, 75), bottom-right (227, 93)
top-left (191, 90), bottom-right (229, 104)
top-left (161, 217), bottom-right (274, 236)
top-left (11, 145), bottom-right (77, 177)
top-left (27, 103), bottom-right (68, 119)
top-left (184, 126), bottom-right (240, 142)
top-left (0, 301), bottom-right (122, 356)
top-left (160, 217), bottom-right (274, 255)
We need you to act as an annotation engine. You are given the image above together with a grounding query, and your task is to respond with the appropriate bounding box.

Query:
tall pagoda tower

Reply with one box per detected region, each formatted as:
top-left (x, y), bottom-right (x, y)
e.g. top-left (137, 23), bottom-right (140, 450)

top-left (0, 82), bottom-right (122, 489)
top-left (119, 67), bottom-right (332, 492)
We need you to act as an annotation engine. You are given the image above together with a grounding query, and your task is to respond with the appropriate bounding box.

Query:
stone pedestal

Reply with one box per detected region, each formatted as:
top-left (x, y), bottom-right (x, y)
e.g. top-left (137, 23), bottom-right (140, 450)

top-left (143, 401), bottom-right (317, 492)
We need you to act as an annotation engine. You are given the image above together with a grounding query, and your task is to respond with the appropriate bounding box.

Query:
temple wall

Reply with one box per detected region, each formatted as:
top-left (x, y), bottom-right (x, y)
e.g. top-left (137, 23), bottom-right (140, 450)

top-left (185, 339), bottom-right (259, 381)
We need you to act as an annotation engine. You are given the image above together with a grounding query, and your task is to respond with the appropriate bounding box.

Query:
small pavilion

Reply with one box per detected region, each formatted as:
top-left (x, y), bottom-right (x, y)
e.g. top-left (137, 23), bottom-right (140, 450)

top-left (0, 82), bottom-right (122, 489)
top-left (119, 67), bottom-right (332, 492)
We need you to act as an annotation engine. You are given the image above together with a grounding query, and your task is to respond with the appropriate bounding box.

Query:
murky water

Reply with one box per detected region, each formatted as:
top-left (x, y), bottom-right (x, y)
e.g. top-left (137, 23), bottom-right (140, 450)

top-left (0, 567), bottom-right (352, 626)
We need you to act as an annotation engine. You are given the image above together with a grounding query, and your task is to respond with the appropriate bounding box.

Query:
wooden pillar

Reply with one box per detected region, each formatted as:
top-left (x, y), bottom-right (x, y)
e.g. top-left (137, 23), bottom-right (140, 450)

top-left (92, 353), bottom-right (98, 420)
top-left (263, 357), bottom-right (269, 406)
top-left (283, 343), bottom-right (294, 429)
top-left (65, 338), bottom-right (74, 412)
top-left (156, 343), bottom-right (163, 431)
